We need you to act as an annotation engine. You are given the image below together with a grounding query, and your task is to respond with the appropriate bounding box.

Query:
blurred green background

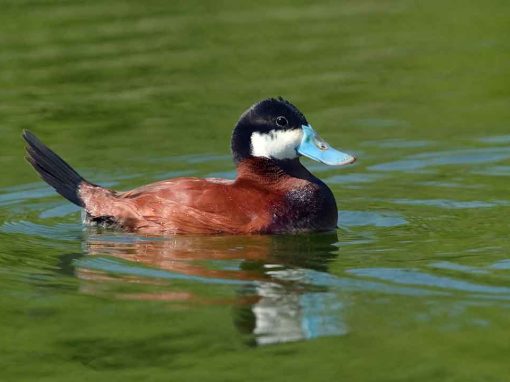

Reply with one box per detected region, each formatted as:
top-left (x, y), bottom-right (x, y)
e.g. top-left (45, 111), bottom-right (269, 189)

top-left (1, 0), bottom-right (510, 381)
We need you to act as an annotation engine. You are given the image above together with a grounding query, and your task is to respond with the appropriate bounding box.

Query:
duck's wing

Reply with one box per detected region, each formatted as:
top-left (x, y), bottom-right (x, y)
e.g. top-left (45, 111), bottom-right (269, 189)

top-left (80, 178), bottom-right (273, 234)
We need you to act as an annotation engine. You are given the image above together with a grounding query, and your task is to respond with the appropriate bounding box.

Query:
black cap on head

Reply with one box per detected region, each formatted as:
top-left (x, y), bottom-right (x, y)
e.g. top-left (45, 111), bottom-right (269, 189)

top-left (231, 97), bottom-right (308, 163)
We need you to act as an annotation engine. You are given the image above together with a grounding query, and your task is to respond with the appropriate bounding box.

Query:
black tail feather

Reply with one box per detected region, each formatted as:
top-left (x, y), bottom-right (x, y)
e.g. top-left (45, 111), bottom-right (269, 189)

top-left (23, 130), bottom-right (87, 207)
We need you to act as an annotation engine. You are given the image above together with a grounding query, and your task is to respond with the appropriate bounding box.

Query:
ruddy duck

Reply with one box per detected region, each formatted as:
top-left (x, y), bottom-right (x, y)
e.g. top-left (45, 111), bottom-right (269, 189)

top-left (23, 98), bottom-right (355, 234)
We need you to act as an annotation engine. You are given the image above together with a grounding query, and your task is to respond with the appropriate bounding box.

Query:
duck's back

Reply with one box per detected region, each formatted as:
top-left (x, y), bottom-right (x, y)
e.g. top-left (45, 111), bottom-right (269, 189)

top-left (79, 177), bottom-right (278, 234)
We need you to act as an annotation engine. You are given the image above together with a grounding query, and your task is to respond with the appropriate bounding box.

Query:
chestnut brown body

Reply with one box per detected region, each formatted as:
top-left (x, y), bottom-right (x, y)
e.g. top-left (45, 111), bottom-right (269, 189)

top-left (80, 158), bottom-right (338, 235)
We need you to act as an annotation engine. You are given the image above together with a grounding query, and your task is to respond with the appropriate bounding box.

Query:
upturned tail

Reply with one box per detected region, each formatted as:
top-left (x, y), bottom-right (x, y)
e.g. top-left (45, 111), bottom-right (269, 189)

top-left (23, 130), bottom-right (91, 207)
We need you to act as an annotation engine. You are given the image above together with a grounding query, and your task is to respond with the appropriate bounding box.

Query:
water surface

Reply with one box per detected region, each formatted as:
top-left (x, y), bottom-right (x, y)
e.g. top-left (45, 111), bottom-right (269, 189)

top-left (1, 0), bottom-right (510, 381)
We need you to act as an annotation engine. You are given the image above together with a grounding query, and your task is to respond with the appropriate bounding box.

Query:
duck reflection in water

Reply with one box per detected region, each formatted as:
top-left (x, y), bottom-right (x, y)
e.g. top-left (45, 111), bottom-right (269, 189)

top-left (76, 230), bottom-right (347, 345)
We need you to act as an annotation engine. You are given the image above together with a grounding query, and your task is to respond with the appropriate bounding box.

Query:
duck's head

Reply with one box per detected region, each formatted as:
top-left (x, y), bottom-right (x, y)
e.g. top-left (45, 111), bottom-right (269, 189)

top-left (231, 98), bottom-right (356, 166)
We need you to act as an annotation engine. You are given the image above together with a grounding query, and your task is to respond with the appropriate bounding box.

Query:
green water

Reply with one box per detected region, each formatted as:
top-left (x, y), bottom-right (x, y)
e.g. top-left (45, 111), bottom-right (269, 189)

top-left (1, 0), bottom-right (510, 380)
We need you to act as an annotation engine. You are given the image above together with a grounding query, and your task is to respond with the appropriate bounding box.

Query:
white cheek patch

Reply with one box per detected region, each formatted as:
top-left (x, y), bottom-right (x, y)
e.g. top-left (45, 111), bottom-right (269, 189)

top-left (251, 129), bottom-right (303, 160)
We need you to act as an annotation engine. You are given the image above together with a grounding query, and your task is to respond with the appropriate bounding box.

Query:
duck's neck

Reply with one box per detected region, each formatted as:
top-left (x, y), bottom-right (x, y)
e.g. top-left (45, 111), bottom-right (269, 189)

top-left (236, 157), bottom-right (338, 232)
top-left (236, 157), bottom-right (321, 184)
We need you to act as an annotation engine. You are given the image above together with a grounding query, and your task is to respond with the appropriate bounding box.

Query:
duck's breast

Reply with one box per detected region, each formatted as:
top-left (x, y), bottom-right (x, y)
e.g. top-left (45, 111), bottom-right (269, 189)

top-left (267, 180), bottom-right (338, 233)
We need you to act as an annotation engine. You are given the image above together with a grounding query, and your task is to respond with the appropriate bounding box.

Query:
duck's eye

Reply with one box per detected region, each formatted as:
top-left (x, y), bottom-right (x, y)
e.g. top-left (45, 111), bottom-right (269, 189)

top-left (275, 116), bottom-right (288, 127)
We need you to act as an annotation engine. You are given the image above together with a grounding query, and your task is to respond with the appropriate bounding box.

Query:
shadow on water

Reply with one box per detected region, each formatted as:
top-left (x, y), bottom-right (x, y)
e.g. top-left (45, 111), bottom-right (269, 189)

top-left (77, 230), bottom-right (344, 345)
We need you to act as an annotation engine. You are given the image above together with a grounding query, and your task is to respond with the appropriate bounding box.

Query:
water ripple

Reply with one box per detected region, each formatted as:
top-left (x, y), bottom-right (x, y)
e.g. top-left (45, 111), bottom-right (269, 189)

top-left (340, 210), bottom-right (408, 227)
top-left (0, 220), bottom-right (82, 241)
top-left (348, 268), bottom-right (510, 295)
top-left (389, 198), bottom-right (509, 209)
top-left (478, 135), bottom-right (510, 144)
top-left (0, 186), bottom-right (55, 206)
top-left (370, 147), bottom-right (510, 172)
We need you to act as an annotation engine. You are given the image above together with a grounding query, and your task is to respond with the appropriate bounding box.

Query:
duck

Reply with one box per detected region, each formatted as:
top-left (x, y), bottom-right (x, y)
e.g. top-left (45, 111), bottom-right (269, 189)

top-left (23, 97), bottom-right (356, 235)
